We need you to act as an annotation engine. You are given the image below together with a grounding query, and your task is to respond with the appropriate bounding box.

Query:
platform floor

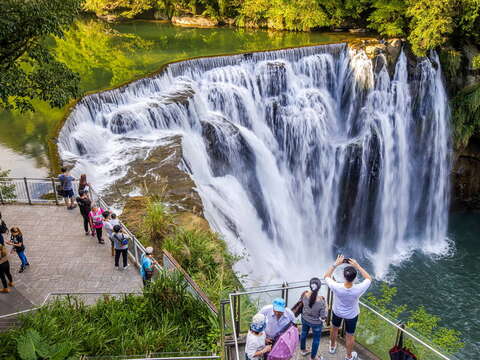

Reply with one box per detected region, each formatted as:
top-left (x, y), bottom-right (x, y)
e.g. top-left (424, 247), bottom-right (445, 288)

top-left (0, 205), bottom-right (142, 316)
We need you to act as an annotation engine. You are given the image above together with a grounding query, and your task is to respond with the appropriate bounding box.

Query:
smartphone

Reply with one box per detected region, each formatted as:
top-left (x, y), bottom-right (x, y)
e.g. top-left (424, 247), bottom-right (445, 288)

top-left (343, 258), bottom-right (351, 264)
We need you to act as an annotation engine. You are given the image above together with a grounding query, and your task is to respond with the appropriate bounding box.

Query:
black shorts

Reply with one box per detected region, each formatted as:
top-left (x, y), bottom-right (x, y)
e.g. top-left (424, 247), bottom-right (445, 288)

top-left (63, 189), bottom-right (74, 198)
top-left (331, 312), bottom-right (358, 335)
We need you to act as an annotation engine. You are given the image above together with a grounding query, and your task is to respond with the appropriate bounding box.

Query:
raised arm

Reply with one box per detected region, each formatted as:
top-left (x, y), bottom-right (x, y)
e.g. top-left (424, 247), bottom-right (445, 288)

top-left (324, 254), bottom-right (344, 279)
top-left (348, 259), bottom-right (372, 281)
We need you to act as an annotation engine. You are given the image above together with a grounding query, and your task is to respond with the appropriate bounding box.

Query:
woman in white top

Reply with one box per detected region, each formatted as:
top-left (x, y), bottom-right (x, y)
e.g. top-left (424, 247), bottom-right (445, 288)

top-left (245, 314), bottom-right (272, 360)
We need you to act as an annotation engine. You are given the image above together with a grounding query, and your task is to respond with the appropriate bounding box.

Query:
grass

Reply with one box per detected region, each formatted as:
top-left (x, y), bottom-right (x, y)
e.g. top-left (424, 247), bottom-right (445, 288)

top-left (0, 270), bottom-right (219, 359)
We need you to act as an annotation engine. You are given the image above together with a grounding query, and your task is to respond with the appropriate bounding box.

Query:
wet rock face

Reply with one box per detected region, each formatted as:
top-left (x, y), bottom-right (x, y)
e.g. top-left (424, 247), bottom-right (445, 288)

top-left (103, 135), bottom-right (203, 215)
top-left (351, 38), bottom-right (403, 75)
top-left (452, 137), bottom-right (480, 210)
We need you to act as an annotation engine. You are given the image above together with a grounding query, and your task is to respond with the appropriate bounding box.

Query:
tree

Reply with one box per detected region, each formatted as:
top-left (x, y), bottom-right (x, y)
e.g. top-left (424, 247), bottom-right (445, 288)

top-left (0, 0), bottom-right (83, 112)
top-left (83, 0), bottom-right (154, 18)
top-left (406, 0), bottom-right (455, 56)
top-left (368, 0), bottom-right (407, 37)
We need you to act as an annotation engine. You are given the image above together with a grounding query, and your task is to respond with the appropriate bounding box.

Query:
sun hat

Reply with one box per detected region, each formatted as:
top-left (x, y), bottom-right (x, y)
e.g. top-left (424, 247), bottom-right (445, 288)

top-left (250, 313), bottom-right (266, 332)
top-left (145, 246), bottom-right (154, 254)
top-left (272, 297), bottom-right (286, 312)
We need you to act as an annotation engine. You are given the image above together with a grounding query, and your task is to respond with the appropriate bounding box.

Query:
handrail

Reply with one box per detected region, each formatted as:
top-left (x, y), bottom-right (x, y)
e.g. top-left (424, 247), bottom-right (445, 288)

top-left (226, 280), bottom-right (456, 360)
top-left (162, 250), bottom-right (218, 314)
top-left (359, 301), bottom-right (452, 360)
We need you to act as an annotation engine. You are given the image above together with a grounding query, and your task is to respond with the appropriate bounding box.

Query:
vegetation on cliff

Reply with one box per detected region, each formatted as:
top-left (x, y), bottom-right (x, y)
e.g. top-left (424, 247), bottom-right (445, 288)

top-left (123, 198), bottom-right (241, 305)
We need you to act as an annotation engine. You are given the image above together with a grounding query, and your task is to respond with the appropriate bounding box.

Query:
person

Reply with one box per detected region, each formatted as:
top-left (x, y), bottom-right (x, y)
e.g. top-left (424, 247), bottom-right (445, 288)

top-left (245, 313), bottom-right (272, 360)
top-left (78, 174), bottom-right (91, 194)
top-left (6, 227), bottom-right (29, 273)
top-left (103, 212), bottom-right (120, 257)
top-left (58, 167), bottom-right (76, 210)
top-left (140, 246), bottom-right (156, 287)
top-left (300, 278), bottom-right (327, 360)
top-left (76, 190), bottom-right (92, 236)
top-left (112, 224), bottom-right (129, 270)
top-left (324, 255), bottom-right (372, 360)
top-left (259, 297), bottom-right (295, 342)
top-left (0, 244), bottom-right (14, 293)
top-left (88, 204), bottom-right (105, 244)
top-left (0, 212), bottom-right (8, 246)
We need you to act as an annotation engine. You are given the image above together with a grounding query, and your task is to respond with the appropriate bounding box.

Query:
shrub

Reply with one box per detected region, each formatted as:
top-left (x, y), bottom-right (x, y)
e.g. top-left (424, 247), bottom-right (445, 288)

top-left (0, 270), bottom-right (218, 359)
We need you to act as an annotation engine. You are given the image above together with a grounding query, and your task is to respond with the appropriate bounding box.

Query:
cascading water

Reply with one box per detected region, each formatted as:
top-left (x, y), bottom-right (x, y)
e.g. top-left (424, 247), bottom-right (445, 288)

top-left (59, 43), bottom-right (451, 282)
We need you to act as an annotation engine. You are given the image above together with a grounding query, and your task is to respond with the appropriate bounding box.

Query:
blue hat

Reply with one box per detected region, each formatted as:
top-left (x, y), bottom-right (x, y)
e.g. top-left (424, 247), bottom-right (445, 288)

top-left (250, 314), bottom-right (266, 332)
top-left (272, 298), bottom-right (286, 312)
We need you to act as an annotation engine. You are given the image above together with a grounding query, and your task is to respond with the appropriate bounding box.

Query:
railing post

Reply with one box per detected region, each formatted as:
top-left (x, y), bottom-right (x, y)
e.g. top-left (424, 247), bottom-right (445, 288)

top-left (284, 281), bottom-right (289, 306)
top-left (326, 286), bottom-right (333, 327)
top-left (23, 177), bottom-right (31, 205)
top-left (281, 281), bottom-right (286, 301)
top-left (51, 177), bottom-right (59, 205)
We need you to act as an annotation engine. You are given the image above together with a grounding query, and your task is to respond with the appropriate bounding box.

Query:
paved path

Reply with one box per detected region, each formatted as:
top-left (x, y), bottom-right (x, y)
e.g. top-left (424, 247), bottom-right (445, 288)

top-left (0, 205), bottom-right (142, 316)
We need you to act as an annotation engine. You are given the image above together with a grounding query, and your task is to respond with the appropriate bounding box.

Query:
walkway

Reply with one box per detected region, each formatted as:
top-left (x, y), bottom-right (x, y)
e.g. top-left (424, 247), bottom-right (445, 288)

top-left (0, 205), bottom-right (142, 316)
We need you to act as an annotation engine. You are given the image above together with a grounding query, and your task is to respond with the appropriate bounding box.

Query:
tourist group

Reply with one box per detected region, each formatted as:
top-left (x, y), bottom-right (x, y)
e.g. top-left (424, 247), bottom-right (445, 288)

top-left (0, 168), bottom-right (158, 294)
top-left (246, 255), bottom-right (371, 360)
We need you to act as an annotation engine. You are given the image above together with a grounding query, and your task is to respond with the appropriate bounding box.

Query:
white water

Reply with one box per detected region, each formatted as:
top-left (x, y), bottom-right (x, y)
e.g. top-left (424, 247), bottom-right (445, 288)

top-left (59, 44), bottom-right (451, 282)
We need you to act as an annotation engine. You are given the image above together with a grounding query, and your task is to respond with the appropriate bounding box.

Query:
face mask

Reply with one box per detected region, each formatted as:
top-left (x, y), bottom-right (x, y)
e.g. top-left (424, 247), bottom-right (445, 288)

top-left (310, 283), bottom-right (318, 291)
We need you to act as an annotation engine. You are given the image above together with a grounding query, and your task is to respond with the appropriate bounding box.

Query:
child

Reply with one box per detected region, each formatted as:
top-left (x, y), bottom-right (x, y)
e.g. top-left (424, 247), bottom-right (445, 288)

top-left (6, 227), bottom-right (29, 273)
top-left (89, 204), bottom-right (105, 244)
top-left (245, 314), bottom-right (271, 360)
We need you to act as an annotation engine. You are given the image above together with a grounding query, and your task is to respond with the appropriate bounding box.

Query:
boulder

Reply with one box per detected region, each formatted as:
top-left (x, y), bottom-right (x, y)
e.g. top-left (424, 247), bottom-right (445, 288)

top-left (171, 16), bottom-right (218, 27)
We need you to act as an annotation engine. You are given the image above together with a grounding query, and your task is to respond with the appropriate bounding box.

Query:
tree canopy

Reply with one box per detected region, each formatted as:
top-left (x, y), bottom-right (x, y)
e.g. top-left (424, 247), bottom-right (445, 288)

top-left (0, 0), bottom-right (83, 112)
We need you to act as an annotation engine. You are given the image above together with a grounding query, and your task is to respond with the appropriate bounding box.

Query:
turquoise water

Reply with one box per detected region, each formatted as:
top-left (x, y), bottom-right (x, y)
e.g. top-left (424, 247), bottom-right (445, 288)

top-left (389, 212), bottom-right (480, 358)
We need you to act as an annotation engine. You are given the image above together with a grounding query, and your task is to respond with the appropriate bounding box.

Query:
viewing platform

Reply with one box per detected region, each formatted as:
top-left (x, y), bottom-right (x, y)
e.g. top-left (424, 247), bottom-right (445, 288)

top-left (0, 205), bottom-right (142, 316)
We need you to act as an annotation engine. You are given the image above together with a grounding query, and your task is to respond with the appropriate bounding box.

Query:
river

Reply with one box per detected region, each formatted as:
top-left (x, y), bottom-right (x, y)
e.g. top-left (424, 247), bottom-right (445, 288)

top-left (0, 19), bottom-right (477, 359)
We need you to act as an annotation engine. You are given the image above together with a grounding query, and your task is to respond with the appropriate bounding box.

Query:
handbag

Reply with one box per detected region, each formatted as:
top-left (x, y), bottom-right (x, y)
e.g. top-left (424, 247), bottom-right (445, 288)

top-left (291, 291), bottom-right (307, 317)
top-left (389, 326), bottom-right (417, 360)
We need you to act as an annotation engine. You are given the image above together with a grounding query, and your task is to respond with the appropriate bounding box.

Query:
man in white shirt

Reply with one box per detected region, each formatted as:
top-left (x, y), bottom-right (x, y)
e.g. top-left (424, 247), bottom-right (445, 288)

top-left (259, 298), bottom-right (296, 341)
top-left (324, 255), bottom-right (372, 360)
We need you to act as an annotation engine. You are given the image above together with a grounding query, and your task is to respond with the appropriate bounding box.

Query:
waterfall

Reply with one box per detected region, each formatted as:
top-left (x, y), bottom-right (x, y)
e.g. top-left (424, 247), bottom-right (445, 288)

top-left (59, 44), bottom-right (451, 282)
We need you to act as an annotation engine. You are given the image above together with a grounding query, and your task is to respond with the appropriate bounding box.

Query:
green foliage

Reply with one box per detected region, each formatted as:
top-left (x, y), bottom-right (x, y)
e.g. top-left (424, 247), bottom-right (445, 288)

top-left (163, 228), bottom-right (240, 304)
top-left (368, 0), bottom-right (407, 37)
top-left (406, 0), bottom-right (454, 57)
top-left (451, 83), bottom-right (480, 148)
top-left (16, 329), bottom-right (77, 360)
top-left (84, 0), bottom-right (154, 18)
top-left (0, 270), bottom-right (218, 358)
top-left (0, 0), bottom-right (83, 112)
top-left (0, 168), bottom-right (15, 201)
top-left (439, 48), bottom-right (462, 81)
top-left (141, 199), bottom-right (175, 246)
top-left (472, 54), bottom-right (480, 70)
top-left (357, 283), bottom-right (463, 359)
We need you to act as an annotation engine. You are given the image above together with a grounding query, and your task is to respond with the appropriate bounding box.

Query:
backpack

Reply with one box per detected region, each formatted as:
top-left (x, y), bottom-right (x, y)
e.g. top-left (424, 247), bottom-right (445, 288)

top-left (0, 220), bottom-right (7, 234)
top-left (114, 233), bottom-right (129, 247)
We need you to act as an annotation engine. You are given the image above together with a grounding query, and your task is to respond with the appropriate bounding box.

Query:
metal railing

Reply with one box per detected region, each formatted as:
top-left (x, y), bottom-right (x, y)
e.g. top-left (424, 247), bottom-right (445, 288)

top-left (83, 352), bottom-right (220, 360)
top-left (0, 177), bottom-right (217, 315)
top-left (223, 281), bottom-right (459, 360)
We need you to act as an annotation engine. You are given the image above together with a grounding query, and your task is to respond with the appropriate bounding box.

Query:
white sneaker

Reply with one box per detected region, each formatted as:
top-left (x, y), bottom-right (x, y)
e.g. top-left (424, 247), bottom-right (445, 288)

top-left (329, 343), bottom-right (337, 354)
top-left (345, 351), bottom-right (358, 360)
top-left (123, 265), bottom-right (130, 270)
top-left (300, 349), bottom-right (310, 356)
